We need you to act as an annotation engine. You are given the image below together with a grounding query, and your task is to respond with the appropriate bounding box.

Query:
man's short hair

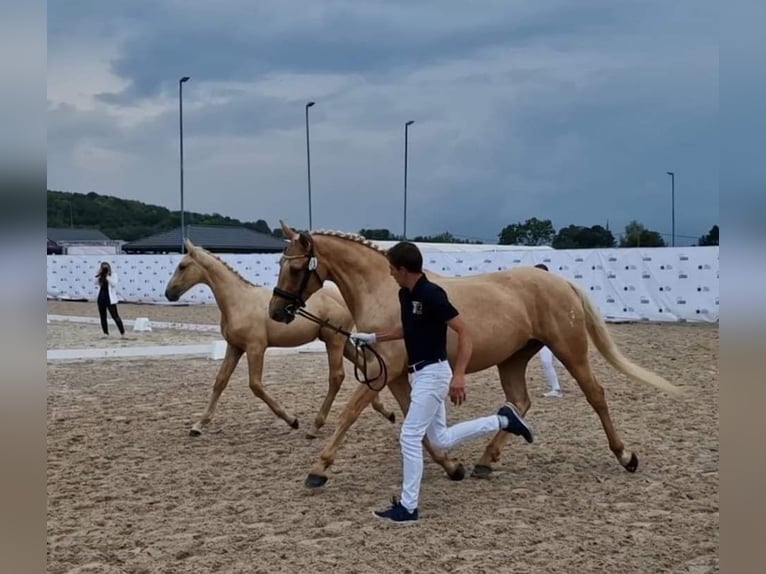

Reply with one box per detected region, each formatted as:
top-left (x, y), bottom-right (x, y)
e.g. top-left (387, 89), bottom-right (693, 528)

top-left (386, 241), bottom-right (423, 273)
top-left (534, 263), bottom-right (549, 271)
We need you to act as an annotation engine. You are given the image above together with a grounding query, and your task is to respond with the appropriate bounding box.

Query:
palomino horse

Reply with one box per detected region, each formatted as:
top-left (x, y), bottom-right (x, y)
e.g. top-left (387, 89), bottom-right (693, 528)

top-left (268, 221), bottom-right (680, 488)
top-left (164, 239), bottom-right (395, 438)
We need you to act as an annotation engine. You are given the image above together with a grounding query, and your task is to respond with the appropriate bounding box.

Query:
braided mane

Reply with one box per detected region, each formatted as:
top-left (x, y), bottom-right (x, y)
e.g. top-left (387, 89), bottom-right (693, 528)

top-left (310, 229), bottom-right (389, 256)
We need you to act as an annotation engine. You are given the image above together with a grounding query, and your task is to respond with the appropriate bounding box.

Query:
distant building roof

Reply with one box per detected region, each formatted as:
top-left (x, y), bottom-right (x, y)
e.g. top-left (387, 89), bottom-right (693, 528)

top-left (122, 224), bottom-right (288, 253)
top-left (47, 227), bottom-right (113, 243)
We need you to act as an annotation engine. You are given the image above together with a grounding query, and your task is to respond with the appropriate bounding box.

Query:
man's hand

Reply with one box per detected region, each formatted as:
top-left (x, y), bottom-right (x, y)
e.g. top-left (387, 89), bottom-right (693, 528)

top-left (449, 373), bottom-right (467, 406)
top-left (349, 332), bottom-right (377, 345)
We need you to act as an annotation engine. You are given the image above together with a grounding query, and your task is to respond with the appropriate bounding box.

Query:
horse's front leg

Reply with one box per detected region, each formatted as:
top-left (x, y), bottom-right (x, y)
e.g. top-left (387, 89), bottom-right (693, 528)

top-left (190, 343), bottom-right (243, 436)
top-left (305, 382), bottom-right (378, 488)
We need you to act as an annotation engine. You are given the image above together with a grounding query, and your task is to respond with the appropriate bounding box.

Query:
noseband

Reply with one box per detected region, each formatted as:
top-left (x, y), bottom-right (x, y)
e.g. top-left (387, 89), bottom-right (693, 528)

top-left (272, 232), bottom-right (322, 311)
top-left (272, 233), bottom-right (389, 392)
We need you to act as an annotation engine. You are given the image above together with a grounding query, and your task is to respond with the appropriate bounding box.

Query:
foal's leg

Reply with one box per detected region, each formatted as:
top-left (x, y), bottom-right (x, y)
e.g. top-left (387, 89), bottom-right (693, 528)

top-left (190, 343), bottom-right (243, 437)
top-left (342, 339), bottom-right (396, 424)
top-left (473, 342), bottom-right (540, 478)
top-left (557, 347), bottom-right (638, 472)
top-left (306, 337), bottom-right (347, 439)
top-left (246, 346), bottom-right (299, 429)
top-left (385, 374), bottom-right (465, 481)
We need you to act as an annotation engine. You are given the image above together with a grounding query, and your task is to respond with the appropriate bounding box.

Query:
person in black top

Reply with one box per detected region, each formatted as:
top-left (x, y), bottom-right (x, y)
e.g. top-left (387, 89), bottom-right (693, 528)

top-left (350, 241), bottom-right (533, 523)
top-left (95, 261), bottom-right (126, 337)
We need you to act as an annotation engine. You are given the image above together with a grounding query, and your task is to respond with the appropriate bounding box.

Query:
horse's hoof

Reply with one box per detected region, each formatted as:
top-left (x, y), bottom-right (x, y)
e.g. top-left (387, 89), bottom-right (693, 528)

top-left (289, 418), bottom-right (300, 430)
top-left (189, 428), bottom-right (202, 437)
top-left (387, 412), bottom-right (396, 424)
top-left (448, 463), bottom-right (466, 481)
top-left (305, 474), bottom-right (328, 488)
top-left (625, 452), bottom-right (639, 473)
top-left (471, 464), bottom-right (493, 479)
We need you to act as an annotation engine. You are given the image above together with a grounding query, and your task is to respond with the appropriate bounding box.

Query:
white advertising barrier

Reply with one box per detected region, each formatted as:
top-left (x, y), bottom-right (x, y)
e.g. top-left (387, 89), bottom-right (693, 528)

top-left (47, 246), bottom-right (718, 323)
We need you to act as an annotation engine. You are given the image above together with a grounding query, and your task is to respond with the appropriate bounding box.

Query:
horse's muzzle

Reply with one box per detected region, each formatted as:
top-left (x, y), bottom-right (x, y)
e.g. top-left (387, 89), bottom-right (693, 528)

top-left (165, 288), bottom-right (179, 302)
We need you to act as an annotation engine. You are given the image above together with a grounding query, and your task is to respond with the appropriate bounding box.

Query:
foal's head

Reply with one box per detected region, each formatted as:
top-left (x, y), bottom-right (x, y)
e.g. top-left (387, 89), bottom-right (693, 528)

top-left (164, 240), bottom-right (207, 301)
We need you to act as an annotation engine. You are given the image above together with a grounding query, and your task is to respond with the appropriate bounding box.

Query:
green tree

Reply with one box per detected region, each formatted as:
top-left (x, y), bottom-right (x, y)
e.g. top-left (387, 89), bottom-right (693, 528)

top-left (243, 219), bottom-right (272, 234)
top-left (698, 225), bottom-right (719, 246)
top-left (618, 221), bottom-right (665, 247)
top-left (498, 217), bottom-right (555, 246)
top-left (552, 224), bottom-right (616, 249)
top-left (47, 189), bottom-right (277, 242)
top-left (358, 228), bottom-right (400, 240)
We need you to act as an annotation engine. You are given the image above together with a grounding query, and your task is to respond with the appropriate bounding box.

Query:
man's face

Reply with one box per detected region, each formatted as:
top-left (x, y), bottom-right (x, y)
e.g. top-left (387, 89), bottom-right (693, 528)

top-left (389, 264), bottom-right (407, 287)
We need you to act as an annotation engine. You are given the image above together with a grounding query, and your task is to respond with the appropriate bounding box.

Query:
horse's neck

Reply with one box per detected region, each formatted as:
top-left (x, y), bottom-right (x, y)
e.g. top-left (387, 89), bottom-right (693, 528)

top-left (196, 253), bottom-right (248, 319)
top-left (317, 237), bottom-right (398, 330)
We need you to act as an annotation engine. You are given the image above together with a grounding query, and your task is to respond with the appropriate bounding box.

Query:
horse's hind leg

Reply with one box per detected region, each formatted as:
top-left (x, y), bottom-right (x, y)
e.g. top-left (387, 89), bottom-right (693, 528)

top-left (473, 341), bottom-right (541, 478)
top-left (190, 343), bottom-right (243, 437)
top-left (558, 350), bottom-right (638, 473)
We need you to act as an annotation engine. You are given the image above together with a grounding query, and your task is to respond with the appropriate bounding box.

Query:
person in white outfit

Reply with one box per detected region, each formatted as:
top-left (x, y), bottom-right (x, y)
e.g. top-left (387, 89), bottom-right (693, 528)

top-left (95, 261), bottom-right (125, 337)
top-left (539, 345), bottom-right (562, 397)
top-left (350, 241), bottom-right (534, 524)
top-left (534, 264), bottom-right (562, 397)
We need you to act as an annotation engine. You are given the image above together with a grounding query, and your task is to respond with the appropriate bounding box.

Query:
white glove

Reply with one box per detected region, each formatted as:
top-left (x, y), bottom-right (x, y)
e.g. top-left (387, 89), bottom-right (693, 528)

top-left (350, 332), bottom-right (377, 345)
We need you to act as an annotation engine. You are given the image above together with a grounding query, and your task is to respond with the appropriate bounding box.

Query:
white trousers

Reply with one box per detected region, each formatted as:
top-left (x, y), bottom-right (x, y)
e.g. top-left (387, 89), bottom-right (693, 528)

top-left (539, 346), bottom-right (560, 392)
top-left (399, 360), bottom-right (500, 512)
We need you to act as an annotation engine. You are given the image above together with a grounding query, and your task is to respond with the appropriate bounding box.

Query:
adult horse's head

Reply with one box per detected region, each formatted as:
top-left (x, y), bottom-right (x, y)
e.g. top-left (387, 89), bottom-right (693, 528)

top-left (269, 220), bottom-right (325, 324)
top-left (165, 239), bottom-right (207, 301)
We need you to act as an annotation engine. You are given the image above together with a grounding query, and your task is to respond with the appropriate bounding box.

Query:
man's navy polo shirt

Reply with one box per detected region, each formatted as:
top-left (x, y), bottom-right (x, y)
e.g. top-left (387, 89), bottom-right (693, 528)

top-left (398, 274), bottom-right (459, 365)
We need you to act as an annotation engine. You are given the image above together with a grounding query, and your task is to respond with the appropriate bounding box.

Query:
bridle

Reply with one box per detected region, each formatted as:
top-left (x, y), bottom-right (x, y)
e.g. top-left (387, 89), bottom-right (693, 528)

top-left (272, 233), bottom-right (388, 392)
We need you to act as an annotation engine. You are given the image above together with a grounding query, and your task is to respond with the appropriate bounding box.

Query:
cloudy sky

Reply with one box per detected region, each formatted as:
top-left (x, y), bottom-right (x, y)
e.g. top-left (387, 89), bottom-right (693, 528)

top-left (47, 0), bottom-right (717, 245)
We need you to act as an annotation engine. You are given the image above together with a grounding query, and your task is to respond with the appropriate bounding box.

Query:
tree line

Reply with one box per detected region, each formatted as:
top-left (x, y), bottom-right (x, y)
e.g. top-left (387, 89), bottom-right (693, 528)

top-left (47, 189), bottom-right (718, 248)
top-left (361, 219), bottom-right (718, 248)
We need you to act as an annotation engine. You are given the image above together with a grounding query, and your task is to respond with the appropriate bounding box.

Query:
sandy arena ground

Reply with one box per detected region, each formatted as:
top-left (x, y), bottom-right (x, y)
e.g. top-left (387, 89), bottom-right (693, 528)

top-left (47, 301), bottom-right (719, 574)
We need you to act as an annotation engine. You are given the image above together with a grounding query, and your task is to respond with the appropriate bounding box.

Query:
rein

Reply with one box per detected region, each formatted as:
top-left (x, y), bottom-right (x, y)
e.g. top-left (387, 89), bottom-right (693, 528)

top-left (272, 233), bottom-right (389, 392)
top-left (292, 307), bottom-right (388, 393)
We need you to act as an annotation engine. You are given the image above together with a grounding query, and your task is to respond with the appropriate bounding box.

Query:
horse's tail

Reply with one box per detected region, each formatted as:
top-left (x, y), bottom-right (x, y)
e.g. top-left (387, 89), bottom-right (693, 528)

top-left (567, 280), bottom-right (682, 395)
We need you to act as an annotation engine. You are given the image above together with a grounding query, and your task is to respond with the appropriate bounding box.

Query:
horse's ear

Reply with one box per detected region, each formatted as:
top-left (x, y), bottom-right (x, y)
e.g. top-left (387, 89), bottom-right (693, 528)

top-left (280, 220), bottom-right (297, 240)
top-left (184, 239), bottom-right (199, 259)
top-left (298, 232), bottom-right (311, 249)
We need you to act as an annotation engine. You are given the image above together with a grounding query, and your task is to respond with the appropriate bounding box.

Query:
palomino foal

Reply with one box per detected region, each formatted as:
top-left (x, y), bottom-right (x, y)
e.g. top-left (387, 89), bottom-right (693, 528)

top-left (164, 239), bottom-right (395, 438)
top-left (269, 221), bottom-right (680, 489)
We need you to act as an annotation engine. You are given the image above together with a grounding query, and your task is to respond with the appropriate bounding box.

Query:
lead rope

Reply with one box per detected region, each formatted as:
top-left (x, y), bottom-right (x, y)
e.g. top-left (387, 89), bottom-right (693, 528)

top-left (293, 307), bottom-right (388, 392)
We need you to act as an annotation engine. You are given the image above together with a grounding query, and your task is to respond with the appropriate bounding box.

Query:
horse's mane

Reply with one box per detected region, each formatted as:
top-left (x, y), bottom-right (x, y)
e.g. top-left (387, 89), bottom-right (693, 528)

top-left (311, 229), bottom-right (389, 257)
top-left (194, 246), bottom-right (258, 287)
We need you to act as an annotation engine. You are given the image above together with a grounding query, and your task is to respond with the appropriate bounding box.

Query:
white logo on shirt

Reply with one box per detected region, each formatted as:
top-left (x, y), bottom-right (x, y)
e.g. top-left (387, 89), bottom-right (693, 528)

top-left (412, 301), bottom-right (423, 315)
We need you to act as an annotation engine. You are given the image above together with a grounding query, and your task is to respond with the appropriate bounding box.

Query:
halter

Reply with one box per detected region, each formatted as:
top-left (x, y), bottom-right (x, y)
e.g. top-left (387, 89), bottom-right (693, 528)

top-left (272, 233), bottom-right (389, 392)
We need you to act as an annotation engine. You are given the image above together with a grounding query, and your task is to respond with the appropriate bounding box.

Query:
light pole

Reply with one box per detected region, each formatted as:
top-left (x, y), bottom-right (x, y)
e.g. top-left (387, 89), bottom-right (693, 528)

top-left (179, 75), bottom-right (190, 253)
top-left (305, 101), bottom-right (315, 230)
top-left (403, 120), bottom-right (414, 239)
top-left (666, 171), bottom-right (675, 247)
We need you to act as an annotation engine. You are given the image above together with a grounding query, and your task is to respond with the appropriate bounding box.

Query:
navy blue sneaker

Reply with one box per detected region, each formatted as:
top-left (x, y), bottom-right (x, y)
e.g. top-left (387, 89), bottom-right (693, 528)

top-left (372, 497), bottom-right (419, 524)
top-left (498, 402), bottom-right (534, 443)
